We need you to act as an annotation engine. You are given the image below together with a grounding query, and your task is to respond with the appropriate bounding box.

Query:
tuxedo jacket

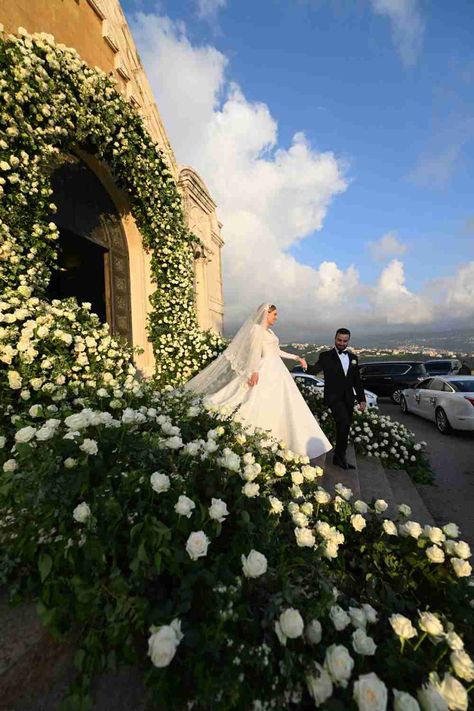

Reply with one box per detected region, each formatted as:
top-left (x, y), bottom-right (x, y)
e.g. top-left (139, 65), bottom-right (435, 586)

top-left (307, 349), bottom-right (366, 407)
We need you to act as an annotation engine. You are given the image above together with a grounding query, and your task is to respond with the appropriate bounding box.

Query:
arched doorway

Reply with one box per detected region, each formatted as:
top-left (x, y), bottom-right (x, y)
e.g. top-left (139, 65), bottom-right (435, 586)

top-left (46, 155), bottom-right (133, 343)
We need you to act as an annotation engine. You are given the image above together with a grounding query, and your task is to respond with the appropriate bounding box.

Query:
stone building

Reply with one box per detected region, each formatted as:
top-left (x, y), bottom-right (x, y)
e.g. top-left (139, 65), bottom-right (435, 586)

top-left (0, 0), bottom-right (225, 375)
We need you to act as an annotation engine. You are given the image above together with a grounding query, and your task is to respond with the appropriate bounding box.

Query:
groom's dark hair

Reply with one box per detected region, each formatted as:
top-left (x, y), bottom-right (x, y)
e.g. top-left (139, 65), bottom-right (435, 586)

top-left (336, 328), bottom-right (351, 337)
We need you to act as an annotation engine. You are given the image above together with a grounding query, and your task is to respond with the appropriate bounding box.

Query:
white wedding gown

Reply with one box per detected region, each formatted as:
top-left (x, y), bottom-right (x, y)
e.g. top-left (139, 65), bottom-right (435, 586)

top-left (203, 328), bottom-right (331, 459)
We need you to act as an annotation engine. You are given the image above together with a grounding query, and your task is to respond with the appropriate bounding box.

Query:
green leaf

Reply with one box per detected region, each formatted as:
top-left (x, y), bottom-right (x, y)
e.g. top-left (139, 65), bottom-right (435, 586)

top-left (38, 552), bottom-right (53, 582)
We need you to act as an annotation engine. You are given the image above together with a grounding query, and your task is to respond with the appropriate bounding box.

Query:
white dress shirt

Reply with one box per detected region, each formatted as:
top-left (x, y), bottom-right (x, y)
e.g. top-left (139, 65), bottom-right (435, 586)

top-left (336, 348), bottom-right (349, 375)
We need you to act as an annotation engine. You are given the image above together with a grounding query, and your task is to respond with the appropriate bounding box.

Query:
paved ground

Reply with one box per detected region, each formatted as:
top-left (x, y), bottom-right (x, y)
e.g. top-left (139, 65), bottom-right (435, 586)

top-left (379, 400), bottom-right (474, 547)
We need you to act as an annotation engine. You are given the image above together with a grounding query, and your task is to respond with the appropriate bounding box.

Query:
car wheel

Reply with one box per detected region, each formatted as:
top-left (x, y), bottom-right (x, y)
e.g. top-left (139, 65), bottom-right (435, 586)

top-left (400, 395), bottom-right (409, 413)
top-left (435, 407), bottom-right (452, 435)
top-left (391, 389), bottom-right (402, 404)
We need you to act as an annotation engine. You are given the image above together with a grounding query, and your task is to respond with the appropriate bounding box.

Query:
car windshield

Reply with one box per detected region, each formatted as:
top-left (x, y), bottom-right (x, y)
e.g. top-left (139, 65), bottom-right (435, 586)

top-left (451, 380), bottom-right (474, 392)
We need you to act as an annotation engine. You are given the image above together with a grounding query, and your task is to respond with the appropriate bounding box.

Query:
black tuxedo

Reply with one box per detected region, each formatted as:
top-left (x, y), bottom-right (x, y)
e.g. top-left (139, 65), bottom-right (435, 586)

top-left (307, 348), bottom-right (365, 463)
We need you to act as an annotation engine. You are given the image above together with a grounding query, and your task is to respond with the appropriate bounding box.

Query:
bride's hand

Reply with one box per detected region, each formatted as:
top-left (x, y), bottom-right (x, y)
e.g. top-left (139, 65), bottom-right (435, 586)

top-left (299, 358), bottom-right (308, 370)
top-left (248, 372), bottom-right (259, 387)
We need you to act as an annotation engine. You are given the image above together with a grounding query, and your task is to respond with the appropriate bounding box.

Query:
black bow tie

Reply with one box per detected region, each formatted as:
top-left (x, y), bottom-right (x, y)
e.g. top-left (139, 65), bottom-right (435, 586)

top-left (337, 349), bottom-right (348, 355)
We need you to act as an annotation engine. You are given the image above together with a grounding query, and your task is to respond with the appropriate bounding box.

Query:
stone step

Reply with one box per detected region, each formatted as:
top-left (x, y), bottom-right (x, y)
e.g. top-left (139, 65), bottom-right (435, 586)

top-left (385, 468), bottom-right (435, 526)
top-left (319, 444), bottom-right (361, 499)
top-left (0, 591), bottom-right (73, 710)
top-left (356, 454), bottom-right (397, 517)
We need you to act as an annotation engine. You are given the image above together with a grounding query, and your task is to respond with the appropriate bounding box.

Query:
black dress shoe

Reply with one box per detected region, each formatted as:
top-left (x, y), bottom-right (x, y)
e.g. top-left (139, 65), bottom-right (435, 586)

top-left (332, 457), bottom-right (348, 470)
top-left (346, 462), bottom-right (356, 470)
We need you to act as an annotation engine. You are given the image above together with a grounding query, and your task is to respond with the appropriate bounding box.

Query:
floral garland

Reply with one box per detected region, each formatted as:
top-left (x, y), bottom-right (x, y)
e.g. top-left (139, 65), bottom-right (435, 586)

top-left (0, 27), bottom-right (223, 387)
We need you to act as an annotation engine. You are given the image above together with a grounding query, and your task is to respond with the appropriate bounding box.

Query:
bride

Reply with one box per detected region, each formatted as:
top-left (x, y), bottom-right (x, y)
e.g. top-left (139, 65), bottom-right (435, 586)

top-left (185, 303), bottom-right (331, 461)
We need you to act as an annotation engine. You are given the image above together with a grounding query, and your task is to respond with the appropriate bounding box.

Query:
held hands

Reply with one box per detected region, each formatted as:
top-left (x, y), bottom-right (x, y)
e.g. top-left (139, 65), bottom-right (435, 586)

top-left (358, 401), bottom-right (367, 412)
top-left (298, 357), bottom-right (308, 370)
top-left (248, 372), bottom-right (259, 387)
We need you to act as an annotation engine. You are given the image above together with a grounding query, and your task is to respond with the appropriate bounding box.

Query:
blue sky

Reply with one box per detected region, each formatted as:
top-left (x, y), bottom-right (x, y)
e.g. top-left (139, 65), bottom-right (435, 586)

top-left (122, 0), bottom-right (474, 339)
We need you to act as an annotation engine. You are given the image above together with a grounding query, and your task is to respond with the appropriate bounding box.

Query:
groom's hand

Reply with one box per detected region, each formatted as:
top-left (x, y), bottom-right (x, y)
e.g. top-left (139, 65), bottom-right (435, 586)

top-left (248, 372), bottom-right (259, 387)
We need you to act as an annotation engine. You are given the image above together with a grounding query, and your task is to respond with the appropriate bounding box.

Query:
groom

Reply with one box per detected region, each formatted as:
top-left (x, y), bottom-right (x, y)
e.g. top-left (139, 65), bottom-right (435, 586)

top-left (307, 328), bottom-right (366, 470)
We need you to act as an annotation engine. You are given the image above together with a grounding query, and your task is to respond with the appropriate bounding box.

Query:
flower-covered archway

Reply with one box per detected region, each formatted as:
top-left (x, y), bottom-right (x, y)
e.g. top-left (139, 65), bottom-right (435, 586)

top-left (0, 28), bottom-right (222, 386)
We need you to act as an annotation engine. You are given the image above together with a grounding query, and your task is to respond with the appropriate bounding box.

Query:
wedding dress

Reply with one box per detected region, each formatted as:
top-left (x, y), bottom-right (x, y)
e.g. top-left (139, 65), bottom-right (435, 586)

top-left (185, 304), bottom-right (331, 459)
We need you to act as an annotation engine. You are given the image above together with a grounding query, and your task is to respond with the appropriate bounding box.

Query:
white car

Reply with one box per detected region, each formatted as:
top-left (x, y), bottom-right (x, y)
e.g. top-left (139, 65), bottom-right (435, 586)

top-left (291, 372), bottom-right (378, 408)
top-left (400, 376), bottom-right (474, 434)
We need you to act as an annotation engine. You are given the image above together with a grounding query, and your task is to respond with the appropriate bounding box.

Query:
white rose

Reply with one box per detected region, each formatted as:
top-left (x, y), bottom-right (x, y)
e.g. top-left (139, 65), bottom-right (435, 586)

top-left (354, 500), bottom-right (369, 514)
top-left (353, 673), bottom-right (387, 710)
top-left (268, 496), bottom-right (284, 514)
top-left (451, 558), bottom-right (472, 578)
top-left (292, 511), bottom-right (309, 527)
top-left (174, 495), bottom-right (195, 518)
top-left (374, 499), bottom-right (388, 513)
top-left (80, 438), bottom-right (98, 455)
top-left (361, 604), bottom-right (378, 624)
top-left (73, 502), bottom-right (91, 523)
top-left (446, 631), bottom-right (464, 651)
top-left (423, 525), bottom-right (446, 544)
top-left (389, 614), bottom-right (417, 640)
top-left (324, 540), bottom-right (340, 558)
top-left (242, 452), bottom-right (255, 465)
top-left (150, 472), bottom-right (170, 493)
top-left (165, 435), bottom-right (183, 449)
top-left (0, 436), bottom-right (6, 449)
top-left (275, 608), bottom-right (304, 644)
top-left (352, 629), bottom-right (376, 656)
top-left (185, 531), bottom-right (210, 561)
top-left (301, 502), bottom-right (313, 516)
top-left (64, 458), bottom-right (77, 469)
top-left (418, 612), bottom-right (444, 637)
top-left (291, 470), bottom-right (304, 485)
top-left (302, 464), bottom-right (319, 481)
top-left (329, 605), bottom-right (351, 631)
top-left (274, 462), bottom-right (286, 477)
top-left (400, 521), bottom-right (423, 539)
top-left (382, 519), bottom-right (398, 536)
top-left (393, 690), bottom-right (421, 711)
top-left (306, 664), bottom-right (333, 707)
top-left (437, 672), bottom-right (468, 711)
top-left (349, 607), bottom-right (367, 629)
top-left (242, 482), bottom-right (259, 497)
top-left (64, 412), bottom-right (89, 430)
top-left (324, 644), bottom-right (354, 688)
top-left (208, 498), bottom-right (229, 523)
top-left (335, 483), bottom-right (353, 500)
top-left (426, 545), bottom-right (445, 563)
top-left (28, 404), bottom-right (43, 418)
top-left (451, 651), bottom-right (474, 682)
top-left (451, 541), bottom-right (471, 560)
top-left (443, 523), bottom-right (460, 539)
top-left (351, 514), bottom-right (367, 532)
top-left (241, 549), bottom-right (267, 578)
top-left (398, 503), bottom-right (412, 517)
top-left (295, 527), bottom-right (316, 547)
top-left (3, 459), bottom-right (17, 472)
top-left (8, 370), bottom-right (22, 389)
top-left (417, 678), bottom-right (449, 711)
top-left (148, 619), bottom-right (183, 668)
top-left (15, 426), bottom-right (36, 443)
top-left (305, 619), bottom-right (322, 645)
top-left (314, 489), bottom-right (331, 504)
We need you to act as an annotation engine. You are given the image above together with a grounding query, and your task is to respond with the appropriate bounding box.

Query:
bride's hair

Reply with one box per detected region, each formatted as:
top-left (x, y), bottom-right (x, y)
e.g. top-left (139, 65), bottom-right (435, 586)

top-left (268, 304), bottom-right (277, 312)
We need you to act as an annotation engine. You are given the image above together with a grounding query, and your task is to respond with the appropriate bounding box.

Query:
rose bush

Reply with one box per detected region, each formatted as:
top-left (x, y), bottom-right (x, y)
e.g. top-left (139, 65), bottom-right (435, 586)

top-left (0, 384), bottom-right (472, 709)
top-left (298, 381), bottom-right (432, 483)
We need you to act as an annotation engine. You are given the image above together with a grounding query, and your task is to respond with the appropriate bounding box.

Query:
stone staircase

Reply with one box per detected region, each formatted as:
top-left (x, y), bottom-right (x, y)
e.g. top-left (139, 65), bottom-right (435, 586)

top-left (319, 447), bottom-right (434, 525)
top-left (0, 453), bottom-right (434, 709)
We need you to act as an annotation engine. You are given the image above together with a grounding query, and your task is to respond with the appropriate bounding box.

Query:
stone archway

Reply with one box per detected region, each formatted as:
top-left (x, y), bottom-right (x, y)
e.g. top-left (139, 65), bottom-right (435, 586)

top-left (47, 154), bottom-right (133, 343)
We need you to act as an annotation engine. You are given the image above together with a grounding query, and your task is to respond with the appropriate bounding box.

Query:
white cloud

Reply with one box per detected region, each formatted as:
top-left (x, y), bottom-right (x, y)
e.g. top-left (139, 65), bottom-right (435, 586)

top-left (195, 0), bottom-right (227, 22)
top-left (445, 262), bottom-right (474, 318)
top-left (369, 231), bottom-right (408, 261)
top-left (129, 11), bottom-right (474, 338)
top-left (369, 0), bottom-right (424, 68)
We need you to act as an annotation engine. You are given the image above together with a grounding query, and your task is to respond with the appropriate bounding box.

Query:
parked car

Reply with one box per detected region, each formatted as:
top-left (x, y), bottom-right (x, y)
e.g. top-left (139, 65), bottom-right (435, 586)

top-left (423, 359), bottom-right (461, 376)
top-left (291, 371), bottom-right (378, 408)
top-left (358, 361), bottom-right (428, 404)
top-left (400, 376), bottom-right (474, 434)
